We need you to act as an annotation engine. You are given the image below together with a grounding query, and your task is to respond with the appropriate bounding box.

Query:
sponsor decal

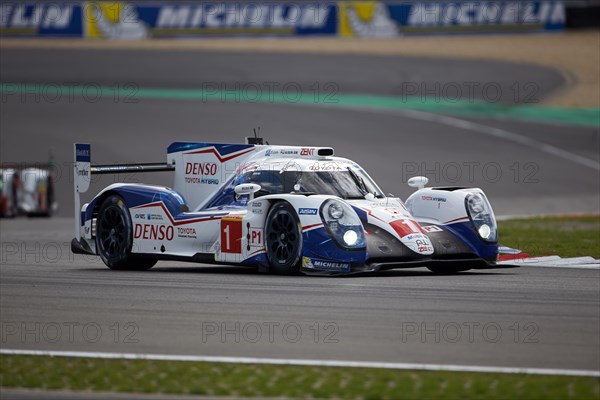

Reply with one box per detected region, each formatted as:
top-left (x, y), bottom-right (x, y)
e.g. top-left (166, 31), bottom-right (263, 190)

top-left (409, 236), bottom-right (434, 254)
top-left (1, 2), bottom-right (563, 39)
top-left (185, 162), bottom-right (218, 176)
top-left (404, 233), bottom-right (428, 242)
top-left (415, 239), bottom-right (428, 247)
top-left (83, 2), bottom-right (149, 40)
top-left (74, 143), bottom-right (91, 193)
top-left (339, 1), bottom-right (398, 38)
top-left (309, 162), bottom-right (343, 171)
top-left (390, 219), bottom-right (425, 238)
top-left (300, 148), bottom-right (315, 156)
top-left (303, 257), bottom-right (350, 272)
top-left (134, 213), bottom-right (146, 219)
top-left (252, 201), bottom-right (263, 208)
top-left (45, 6), bottom-right (362, 40)
top-left (147, 213), bottom-right (163, 221)
top-left (280, 149), bottom-right (299, 155)
top-left (422, 225), bottom-right (443, 233)
top-left (0, 3), bottom-right (83, 37)
top-left (298, 208), bottom-right (318, 215)
top-left (134, 224), bottom-right (174, 241)
top-left (185, 161), bottom-right (220, 185)
top-left (65, 2), bottom-right (336, 39)
top-left (221, 218), bottom-right (242, 254)
top-left (421, 196), bottom-right (447, 202)
top-left (177, 226), bottom-right (197, 239)
top-left (154, 3), bottom-right (335, 36)
top-left (339, 1), bottom-right (565, 37)
top-left (75, 144), bottom-right (91, 162)
top-left (249, 228), bottom-right (263, 247)
top-left (185, 177), bottom-right (220, 185)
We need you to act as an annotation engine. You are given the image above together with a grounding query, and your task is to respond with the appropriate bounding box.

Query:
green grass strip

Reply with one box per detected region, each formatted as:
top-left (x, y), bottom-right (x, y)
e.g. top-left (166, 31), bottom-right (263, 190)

top-left (498, 216), bottom-right (600, 259)
top-left (1, 83), bottom-right (598, 127)
top-left (1, 355), bottom-right (599, 399)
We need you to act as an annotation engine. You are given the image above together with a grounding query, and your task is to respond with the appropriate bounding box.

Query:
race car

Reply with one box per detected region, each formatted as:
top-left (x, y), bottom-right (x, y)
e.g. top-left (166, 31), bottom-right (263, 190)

top-left (0, 167), bottom-right (57, 217)
top-left (71, 138), bottom-right (515, 275)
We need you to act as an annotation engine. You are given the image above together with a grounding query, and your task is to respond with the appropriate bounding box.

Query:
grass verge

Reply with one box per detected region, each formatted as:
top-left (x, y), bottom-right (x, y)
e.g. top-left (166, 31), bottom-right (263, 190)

top-left (498, 216), bottom-right (600, 259)
top-left (1, 355), bottom-right (599, 399)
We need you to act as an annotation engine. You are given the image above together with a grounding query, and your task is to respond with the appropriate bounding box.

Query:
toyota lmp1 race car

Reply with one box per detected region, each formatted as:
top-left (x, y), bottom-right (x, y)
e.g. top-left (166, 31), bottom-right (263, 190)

top-left (71, 138), bottom-right (515, 276)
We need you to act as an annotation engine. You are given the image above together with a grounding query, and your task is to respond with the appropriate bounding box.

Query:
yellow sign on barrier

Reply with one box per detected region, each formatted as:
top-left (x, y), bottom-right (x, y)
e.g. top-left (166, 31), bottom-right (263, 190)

top-left (338, 1), bottom-right (399, 38)
top-left (84, 2), bottom-right (149, 39)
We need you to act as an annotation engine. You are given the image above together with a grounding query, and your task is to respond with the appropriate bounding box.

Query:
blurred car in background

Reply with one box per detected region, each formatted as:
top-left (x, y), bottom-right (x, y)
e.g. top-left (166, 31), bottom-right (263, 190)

top-left (0, 167), bottom-right (57, 217)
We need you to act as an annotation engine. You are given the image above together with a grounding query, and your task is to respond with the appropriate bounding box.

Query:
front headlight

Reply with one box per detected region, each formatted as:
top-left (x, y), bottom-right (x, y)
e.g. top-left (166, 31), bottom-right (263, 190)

top-left (465, 192), bottom-right (497, 243)
top-left (320, 199), bottom-right (365, 250)
top-left (328, 202), bottom-right (344, 219)
top-left (343, 230), bottom-right (359, 246)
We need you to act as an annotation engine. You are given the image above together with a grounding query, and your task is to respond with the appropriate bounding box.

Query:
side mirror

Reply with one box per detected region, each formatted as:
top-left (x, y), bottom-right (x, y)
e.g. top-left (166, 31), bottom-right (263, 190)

top-left (407, 176), bottom-right (428, 190)
top-left (234, 183), bottom-right (262, 201)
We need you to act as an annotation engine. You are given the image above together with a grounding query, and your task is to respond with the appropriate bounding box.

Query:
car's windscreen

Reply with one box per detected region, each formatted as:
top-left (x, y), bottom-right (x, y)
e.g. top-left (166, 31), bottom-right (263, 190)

top-left (239, 169), bottom-right (383, 199)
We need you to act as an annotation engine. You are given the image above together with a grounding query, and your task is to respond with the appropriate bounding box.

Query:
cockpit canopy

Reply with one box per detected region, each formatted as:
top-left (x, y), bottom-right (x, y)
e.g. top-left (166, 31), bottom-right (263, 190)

top-left (203, 159), bottom-right (384, 210)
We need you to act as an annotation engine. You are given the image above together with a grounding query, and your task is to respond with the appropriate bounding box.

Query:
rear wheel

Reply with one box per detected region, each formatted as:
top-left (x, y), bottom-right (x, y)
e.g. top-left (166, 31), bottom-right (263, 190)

top-left (265, 202), bottom-right (302, 274)
top-left (96, 195), bottom-right (157, 270)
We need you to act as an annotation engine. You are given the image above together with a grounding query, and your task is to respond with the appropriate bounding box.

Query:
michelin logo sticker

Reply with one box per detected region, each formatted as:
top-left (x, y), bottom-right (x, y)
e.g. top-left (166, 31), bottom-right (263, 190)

top-left (303, 257), bottom-right (351, 272)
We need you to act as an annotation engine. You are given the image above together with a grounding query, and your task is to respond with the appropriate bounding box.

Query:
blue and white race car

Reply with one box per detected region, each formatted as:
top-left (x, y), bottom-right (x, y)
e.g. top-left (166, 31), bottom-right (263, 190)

top-left (71, 138), bottom-right (514, 275)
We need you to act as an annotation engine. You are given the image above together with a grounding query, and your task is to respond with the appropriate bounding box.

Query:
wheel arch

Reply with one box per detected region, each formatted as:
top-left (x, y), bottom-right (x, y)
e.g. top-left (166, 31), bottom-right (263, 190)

top-left (87, 184), bottom-right (188, 226)
top-left (91, 189), bottom-right (121, 220)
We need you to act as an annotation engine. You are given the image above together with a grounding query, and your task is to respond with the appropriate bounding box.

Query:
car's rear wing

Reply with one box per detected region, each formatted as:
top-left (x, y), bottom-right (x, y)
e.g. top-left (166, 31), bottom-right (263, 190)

top-left (73, 143), bottom-right (175, 241)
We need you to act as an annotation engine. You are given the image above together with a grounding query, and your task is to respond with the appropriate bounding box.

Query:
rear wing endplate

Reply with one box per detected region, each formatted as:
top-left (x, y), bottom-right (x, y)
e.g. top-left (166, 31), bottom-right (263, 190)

top-left (73, 143), bottom-right (175, 241)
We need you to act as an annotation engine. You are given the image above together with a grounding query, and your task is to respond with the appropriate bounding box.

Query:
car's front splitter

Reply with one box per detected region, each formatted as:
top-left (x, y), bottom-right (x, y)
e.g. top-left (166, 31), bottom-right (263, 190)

top-left (300, 257), bottom-right (518, 276)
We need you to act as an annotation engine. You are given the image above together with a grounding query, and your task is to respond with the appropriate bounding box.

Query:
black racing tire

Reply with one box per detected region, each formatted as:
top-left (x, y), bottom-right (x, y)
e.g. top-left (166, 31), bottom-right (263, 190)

top-left (265, 202), bottom-right (302, 274)
top-left (427, 266), bottom-right (470, 275)
top-left (95, 195), bottom-right (157, 271)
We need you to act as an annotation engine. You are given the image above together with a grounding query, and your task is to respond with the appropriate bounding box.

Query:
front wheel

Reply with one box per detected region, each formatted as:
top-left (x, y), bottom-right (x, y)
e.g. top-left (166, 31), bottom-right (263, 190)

top-left (265, 202), bottom-right (302, 274)
top-left (95, 195), bottom-right (157, 270)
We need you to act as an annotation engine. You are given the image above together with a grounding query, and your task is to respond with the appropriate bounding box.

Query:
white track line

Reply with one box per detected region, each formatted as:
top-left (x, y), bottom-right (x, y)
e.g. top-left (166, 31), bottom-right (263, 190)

top-left (498, 256), bottom-right (600, 269)
top-left (336, 103), bottom-right (600, 170)
top-left (347, 105), bottom-right (600, 171)
top-left (1, 349), bottom-right (598, 377)
top-left (403, 110), bottom-right (600, 171)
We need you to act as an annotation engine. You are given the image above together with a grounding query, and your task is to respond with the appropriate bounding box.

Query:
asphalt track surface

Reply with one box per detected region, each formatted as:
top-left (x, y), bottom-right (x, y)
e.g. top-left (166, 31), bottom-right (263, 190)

top-left (0, 47), bottom-right (599, 377)
top-left (1, 218), bottom-right (599, 372)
